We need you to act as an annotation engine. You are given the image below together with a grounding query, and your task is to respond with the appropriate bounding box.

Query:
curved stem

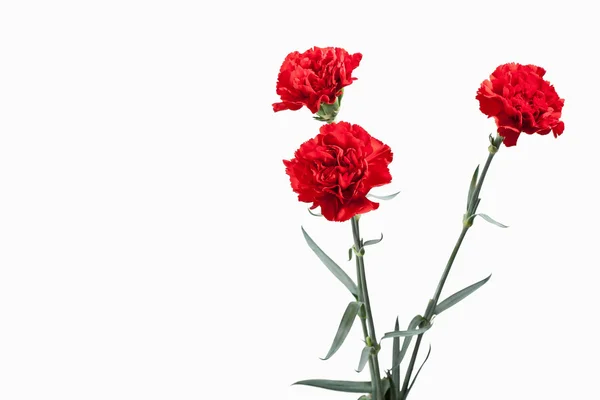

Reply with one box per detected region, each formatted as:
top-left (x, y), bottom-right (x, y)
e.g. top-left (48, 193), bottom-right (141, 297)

top-left (401, 146), bottom-right (499, 399)
top-left (352, 216), bottom-right (384, 400)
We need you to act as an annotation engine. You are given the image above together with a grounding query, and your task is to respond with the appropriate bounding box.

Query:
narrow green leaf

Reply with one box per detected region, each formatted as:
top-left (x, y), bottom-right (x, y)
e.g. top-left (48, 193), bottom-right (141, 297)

top-left (348, 247), bottom-right (353, 261)
top-left (307, 207), bottom-right (322, 217)
top-left (407, 345), bottom-right (432, 394)
top-left (392, 317), bottom-right (400, 400)
top-left (363, 233), bottom-right (383, 247)
top-left (321, 301), bottom-right (361, 360)
top-left (467, 165), bottom-right (480, 210)
top-left (380, 323), bottom-right (431, 340)
top-left (381, 377), bottom-right (392, 399)
top-left (475, 213), bottom-right (508, 228)
top-left (301, 227), bottom-right (359, 298)
top-left (394, 315), bottom-right (425, 368)
top-left (367, 190), bottom-right (401, 201)
top-left (293, 379), bottom-right (372, 393)
top-left (424, 299), bottom-right (436, 318)
top-left (384, 371), bottom-right (398, 400)
top-left (356, 346), bottom-right (373, 373)
top-left (435, 274), bottom-right (492, 315)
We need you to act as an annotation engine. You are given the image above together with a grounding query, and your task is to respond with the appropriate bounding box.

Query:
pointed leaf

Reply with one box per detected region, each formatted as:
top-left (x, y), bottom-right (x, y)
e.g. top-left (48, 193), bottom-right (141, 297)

top-left (382, 377), bottom-right (391, 392)
top-left (293, 379), bottom-right (372, 393)
top-left (392, 317), bottom-right (400, 400)
top-left (407, 344), bottom-right (432, 393)
top-left (356, 346), bottom-right (373, 373)
top-left (424, 299), bottom-right (436, 319)
top-left (393, 315), bottom-right (425, 368)
top-left (467, 165), bottom-right (479, 210)
top-left (363, 233), bottom-right (383, 247)
top-left (382, 377), bottom-right (392, 399)
top-left (321, 301), bottom-right (362, 360)
top-left (301, 227), bottom-right (359, 298)
top-left (367, 191), bottom-right (401, 201)
top-left (385, 372), bottom-right (398, 400)
top-left (475, 213), bottom-right (508, 228)
top-left (435, 274), bottom-right (492, 315)
top-left (380, 323), bottom-right (431, 340)
top-left (348, 247), bottom-right (353, 261)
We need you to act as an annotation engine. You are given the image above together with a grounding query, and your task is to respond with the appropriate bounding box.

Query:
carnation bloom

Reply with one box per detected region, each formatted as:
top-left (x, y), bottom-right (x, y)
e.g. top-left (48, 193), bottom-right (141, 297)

top-left (476, 63), bottom-right (565, 147)
top-left (284, 122), bottom-right (393, 222)
top-left (273, 47), bottom-right (362, 115)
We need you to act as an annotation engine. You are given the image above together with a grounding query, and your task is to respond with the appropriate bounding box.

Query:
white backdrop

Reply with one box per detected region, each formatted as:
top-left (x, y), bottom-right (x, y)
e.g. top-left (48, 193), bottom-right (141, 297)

top-left (1, 1), bottom-right (598, 399)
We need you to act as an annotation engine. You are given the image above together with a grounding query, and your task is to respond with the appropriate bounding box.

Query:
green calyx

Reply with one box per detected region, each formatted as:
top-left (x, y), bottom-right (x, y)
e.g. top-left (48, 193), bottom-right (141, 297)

top-left (314, 89), bottom-right (344, 123)
top-left (488, 133), bottom-right (504, 153)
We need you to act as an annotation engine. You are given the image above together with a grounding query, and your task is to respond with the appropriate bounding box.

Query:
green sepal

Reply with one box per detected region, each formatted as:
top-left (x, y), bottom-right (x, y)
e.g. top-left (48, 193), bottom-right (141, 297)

top-left (313, 90), bottom-right (343, 123)
top-left (301, 227), bottom-right (359, 298)
top-left (356, 346), bottom-right (373, 373)
top-left (321, 301), bottom-right (362, 360)
top-left (293, 379), bottom-right (372, 393)
top-left (434, 274), bottom-right (492, 316)
top-left (367, 191), bottom-right (401, 201)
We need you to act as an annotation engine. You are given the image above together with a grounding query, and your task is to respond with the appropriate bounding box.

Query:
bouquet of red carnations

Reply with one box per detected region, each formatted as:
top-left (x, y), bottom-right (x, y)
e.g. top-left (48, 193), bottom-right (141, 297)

top-left (273, 46), bottom-right (565, 400)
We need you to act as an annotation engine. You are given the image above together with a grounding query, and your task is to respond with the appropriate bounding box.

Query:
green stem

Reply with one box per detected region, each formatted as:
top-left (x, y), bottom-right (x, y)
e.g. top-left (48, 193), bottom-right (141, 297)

top-left (355, 256), bottom-right (377, 397)
top-left (400, 144), bottom-right (499, 399)
top-left (352, 215), bottom-right (384, 400)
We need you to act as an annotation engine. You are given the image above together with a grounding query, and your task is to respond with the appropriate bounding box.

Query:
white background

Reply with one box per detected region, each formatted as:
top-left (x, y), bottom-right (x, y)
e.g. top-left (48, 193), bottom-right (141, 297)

top-left (1, 1), bottom-right (598, 399)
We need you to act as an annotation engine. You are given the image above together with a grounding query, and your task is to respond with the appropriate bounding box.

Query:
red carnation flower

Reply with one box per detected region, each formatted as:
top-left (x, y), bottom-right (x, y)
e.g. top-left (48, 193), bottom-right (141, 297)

top-left (284, 122), bottom-right (393, 222)
top-left (273, 47), bottom-right (362, 115)
top-left (476, 63), bottom-right (565, 147)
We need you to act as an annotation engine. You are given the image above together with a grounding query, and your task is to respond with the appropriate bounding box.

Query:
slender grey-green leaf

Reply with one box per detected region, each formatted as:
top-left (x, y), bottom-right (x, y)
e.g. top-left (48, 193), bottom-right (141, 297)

top-left (301, 227), bottom-right (359, 298)
top-left (348, 247), bottom-right (353, 261)
top-left (435, 274), bottom-right (492, 315)
top-left (382, 377), bottom-right (391, 399)
top-left (475, 213), bottom-right (508, 228)
top-left (321, 301), bottom-right (361, 360)
top-left (467, 165), bottom-right (480, 210)
top-left (381, 323), bottom-right (431, 340)
top-left (293, 379), bottom-right (372, 393)
top-left (395, 315), bottom-right (425, 367)
top-left (363, 233), bottom-right (383, 247)
top-left (367, 190), bottom-right (401, 201)
top-left (307, 207), bottom-right (322, 217)
top-left (356, 346), bottom-right (373, 373)
top-left (392, 317), bottom-right (400, 400)
top-left (407, 345), bottom-right (432, 393)
top-left (424, 299), bottom-right (436, 318)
